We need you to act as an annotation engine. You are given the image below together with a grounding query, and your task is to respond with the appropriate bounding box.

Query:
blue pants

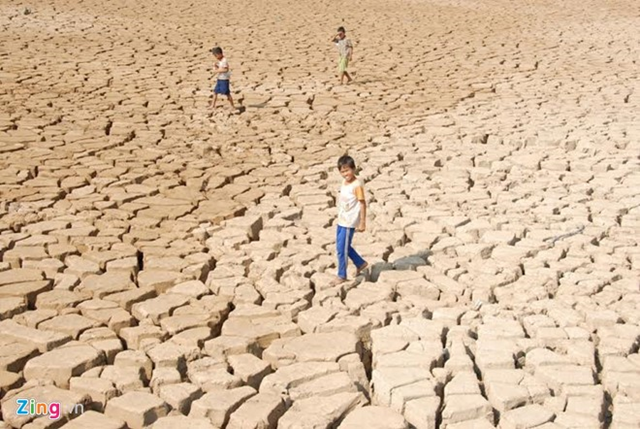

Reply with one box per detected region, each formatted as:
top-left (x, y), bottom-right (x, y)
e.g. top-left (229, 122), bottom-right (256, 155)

top-left (336, 225), bottom-right (366, 279)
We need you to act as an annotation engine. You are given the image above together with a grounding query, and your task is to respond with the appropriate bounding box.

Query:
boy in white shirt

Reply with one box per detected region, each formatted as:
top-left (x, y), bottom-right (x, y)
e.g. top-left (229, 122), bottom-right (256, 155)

top-left (210, 47), bottom-right (235, 109)
top-left (333, 155), bottom-right (368, 284)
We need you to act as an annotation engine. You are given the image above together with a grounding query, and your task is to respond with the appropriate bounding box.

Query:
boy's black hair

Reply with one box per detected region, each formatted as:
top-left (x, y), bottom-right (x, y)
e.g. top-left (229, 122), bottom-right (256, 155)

top-left (211, 47), bottom-right (223, 55)
top-left (337, 26), bottom-right (346, 33)
top-left (337, 155), bottom-right (356, 170)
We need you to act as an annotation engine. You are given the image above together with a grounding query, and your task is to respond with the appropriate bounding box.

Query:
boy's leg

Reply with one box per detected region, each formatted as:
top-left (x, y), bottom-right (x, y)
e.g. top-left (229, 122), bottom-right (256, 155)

top-left (340, 71), bottom-right (353, 84)
top-left (336, 225), bottom-right (349, 280)
top-left (222, 80), bottom-right (234, 108)
top-left (212, 93), bottom-right (218, 108)
top-left (346, 230), bottom-right (366, 272)
top-left (338, 57), bottom-right (352, 84)
top-left (339, 57), bottom-right (348, 84)
top-left (348, 247), bottom-right (366, 270)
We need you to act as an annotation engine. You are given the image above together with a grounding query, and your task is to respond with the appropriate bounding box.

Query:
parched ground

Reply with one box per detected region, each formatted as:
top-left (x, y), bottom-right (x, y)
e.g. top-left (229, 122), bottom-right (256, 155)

top-left (0, 0), bottom-right (639, 427)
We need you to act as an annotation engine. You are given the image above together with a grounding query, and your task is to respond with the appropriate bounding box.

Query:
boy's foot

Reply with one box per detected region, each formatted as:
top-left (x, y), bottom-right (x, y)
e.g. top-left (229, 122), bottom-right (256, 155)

top-left (356, 262), bottom-right (368, 276)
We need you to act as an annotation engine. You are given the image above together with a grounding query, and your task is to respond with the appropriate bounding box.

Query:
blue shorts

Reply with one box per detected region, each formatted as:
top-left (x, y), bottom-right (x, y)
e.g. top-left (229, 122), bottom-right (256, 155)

top-left (214, 79), bottom-right (230, 95)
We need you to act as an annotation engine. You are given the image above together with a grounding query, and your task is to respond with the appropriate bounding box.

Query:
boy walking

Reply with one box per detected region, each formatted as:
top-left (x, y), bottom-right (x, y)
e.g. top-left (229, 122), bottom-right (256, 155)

top-left (333, 155), bottom-right (368, 284)
top-left (210, 47), bottom-right (235, 109)
top-left (331, 26), bottom-right (353, 84)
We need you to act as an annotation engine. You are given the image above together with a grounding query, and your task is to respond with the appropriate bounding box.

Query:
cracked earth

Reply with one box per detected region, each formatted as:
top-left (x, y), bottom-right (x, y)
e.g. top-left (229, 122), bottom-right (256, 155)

top-left (0, 0), bottom-right (639, 428)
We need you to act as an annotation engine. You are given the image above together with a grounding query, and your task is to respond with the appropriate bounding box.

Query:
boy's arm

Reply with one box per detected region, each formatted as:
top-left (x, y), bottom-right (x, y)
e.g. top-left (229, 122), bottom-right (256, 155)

top-left (217, 63), bottom-right (229, 73)
top-left (355, 185), bottom-right (366, 232)
top-left (213, 60), bottom-right (229, 74)
top-left (357, 200), bottom-right (366, 232)
top-left (347, 40), bottom-right (353, 60)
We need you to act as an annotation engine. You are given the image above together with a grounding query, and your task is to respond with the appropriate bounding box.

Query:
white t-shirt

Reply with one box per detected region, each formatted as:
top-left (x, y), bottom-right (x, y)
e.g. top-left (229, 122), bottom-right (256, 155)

top-left (337, 179), bottom-right (365, 228)
top-left (336, 38), bottom-right (353, 58)
top-left (217, 58), bottom-right (230, 80)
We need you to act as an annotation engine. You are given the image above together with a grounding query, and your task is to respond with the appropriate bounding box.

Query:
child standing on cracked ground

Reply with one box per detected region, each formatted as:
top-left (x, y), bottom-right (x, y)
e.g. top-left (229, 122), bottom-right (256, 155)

top-left (331, 26), bottom-right (353, 84)
top-left (210, 46), bottom-right (235, 109)
top-left (333, 155), bottom-right (368, 285)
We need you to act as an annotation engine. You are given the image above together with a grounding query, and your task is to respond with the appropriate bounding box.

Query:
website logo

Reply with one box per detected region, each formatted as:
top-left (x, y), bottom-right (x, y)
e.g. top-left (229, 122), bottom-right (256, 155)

top-left (15, 399), bottom-right (84, 420)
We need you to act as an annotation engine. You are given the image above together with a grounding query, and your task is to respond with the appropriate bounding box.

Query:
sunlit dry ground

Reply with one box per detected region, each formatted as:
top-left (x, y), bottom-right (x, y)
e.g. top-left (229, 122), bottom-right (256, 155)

top-left (0, 0), bottom-right (639, 427)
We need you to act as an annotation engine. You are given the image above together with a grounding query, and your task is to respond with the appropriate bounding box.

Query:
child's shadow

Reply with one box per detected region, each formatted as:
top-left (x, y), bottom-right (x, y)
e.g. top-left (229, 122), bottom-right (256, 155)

top-left (358, 250), bottom-right (431, 282)
top-left (350, 76), bottom-right (384, 85)
top-left (245, 101), bottom-right (268, 109)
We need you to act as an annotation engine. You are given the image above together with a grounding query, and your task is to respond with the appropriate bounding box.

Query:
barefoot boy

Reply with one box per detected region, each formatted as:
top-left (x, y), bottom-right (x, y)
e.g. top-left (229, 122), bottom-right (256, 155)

top-left (331, 26), bottom-right (353, 84)
top-left (334, 155), bottom-right (367, 284)
top-left (210, 47), bottom-right (235, 109)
